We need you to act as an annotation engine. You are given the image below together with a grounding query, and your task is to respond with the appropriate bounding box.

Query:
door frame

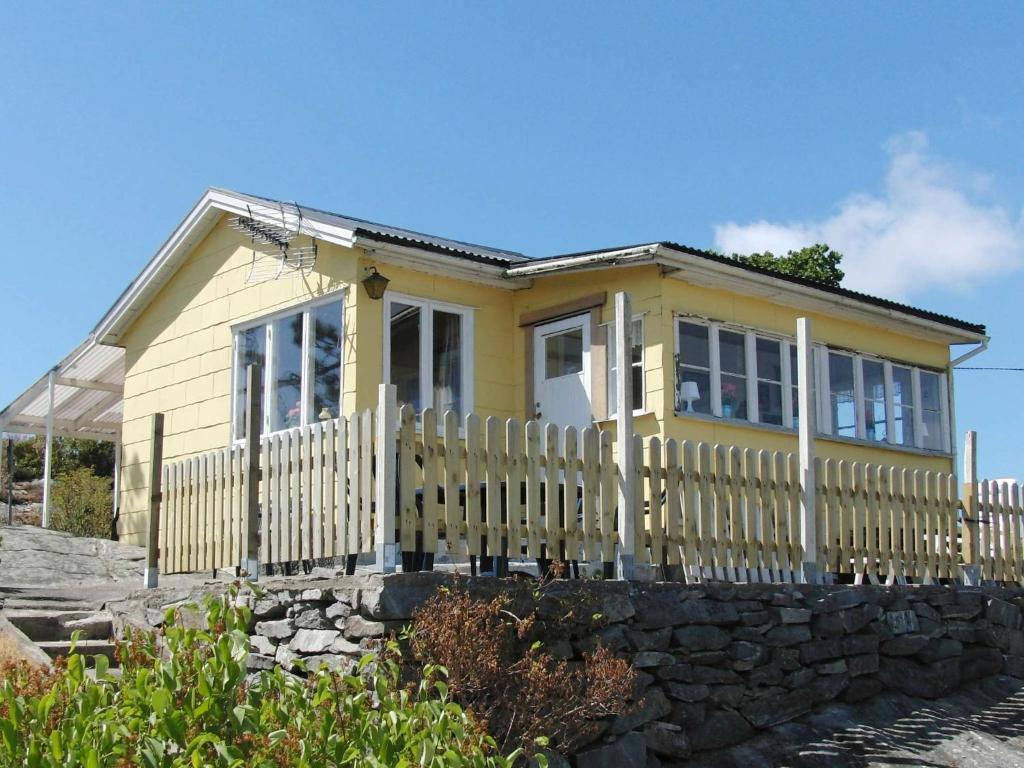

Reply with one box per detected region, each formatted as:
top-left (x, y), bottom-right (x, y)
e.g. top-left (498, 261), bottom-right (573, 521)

top-left (521, 293), bottom-right (608, 424)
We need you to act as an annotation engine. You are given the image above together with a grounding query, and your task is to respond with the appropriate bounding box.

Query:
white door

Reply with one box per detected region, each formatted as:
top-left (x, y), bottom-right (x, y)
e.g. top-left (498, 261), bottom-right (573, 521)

top-left (533, 315), bottom-right (592, 433)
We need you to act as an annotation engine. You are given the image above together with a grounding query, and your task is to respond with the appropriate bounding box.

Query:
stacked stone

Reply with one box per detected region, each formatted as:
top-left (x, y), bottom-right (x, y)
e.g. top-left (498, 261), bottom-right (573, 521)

top-left (239, 574), bottom-right (1024, 768)
top-left (247, 582), bottom-right (401, 674)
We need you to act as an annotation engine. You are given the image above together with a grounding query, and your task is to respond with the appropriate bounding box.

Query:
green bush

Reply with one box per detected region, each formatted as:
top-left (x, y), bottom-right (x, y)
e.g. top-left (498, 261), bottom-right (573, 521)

top-left (0, 586), bottom-right (530, 767)
top-left (49, 467), bottom-right (112, 538)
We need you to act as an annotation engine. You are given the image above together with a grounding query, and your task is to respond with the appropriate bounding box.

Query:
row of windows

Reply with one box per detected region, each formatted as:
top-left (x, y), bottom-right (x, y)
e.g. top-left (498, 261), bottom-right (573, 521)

top-left (230, 293), bottom-right (951, 456)
top-left (674, 318), bottom-right (950, 452)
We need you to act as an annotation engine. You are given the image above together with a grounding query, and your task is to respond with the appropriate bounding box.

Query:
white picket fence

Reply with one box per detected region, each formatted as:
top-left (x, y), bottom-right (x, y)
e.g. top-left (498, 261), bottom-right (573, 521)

top-left (154, 386), bottom-right (1022, 586)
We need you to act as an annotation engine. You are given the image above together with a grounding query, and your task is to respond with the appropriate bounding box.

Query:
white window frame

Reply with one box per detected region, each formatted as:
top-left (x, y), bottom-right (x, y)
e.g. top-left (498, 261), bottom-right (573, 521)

top-left (672, 313), bottom-right (953, 454)
top-left (606, 315), bottom-right (646, 417)
top-left (382, 291), bottom-right (475, 421)
top-left (230, 292), bottom-right (345, 444)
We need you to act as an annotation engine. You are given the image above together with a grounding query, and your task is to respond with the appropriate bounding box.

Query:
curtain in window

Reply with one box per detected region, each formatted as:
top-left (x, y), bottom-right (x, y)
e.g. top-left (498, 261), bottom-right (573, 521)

top-left (235, 327), bottom-right (265, 440)
top-left (309, 300), bottom-right (343, 422)
top-left (433, 310), bottom-right (462, 417)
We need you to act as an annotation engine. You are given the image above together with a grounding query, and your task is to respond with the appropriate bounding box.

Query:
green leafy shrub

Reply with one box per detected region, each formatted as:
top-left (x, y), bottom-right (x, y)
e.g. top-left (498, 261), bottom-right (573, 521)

top-left (0, 586), bottom-right (526, 767)
top-left (49, 467), bottom-right (112, 538)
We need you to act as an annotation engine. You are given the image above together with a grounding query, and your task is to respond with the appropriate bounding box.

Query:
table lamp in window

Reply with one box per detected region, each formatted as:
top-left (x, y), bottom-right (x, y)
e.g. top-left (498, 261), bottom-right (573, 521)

top-left (319, 406), bottom-right (333, 421)
top-left (681, 381), bottom-right (700, 413)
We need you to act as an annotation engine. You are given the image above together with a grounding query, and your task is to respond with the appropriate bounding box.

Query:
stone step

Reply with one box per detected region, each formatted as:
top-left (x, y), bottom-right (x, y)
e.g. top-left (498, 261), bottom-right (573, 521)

top-left (37, 639), bottom-right (118, 665)
top-left (4, 609), bottom-right (113, 642)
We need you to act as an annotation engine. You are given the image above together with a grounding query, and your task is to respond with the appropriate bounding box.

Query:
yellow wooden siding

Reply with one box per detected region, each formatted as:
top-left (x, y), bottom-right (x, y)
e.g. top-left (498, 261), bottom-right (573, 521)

top-left (115, 217), bottom-right (958, 546)
top-left (118, 215), bottom-right (360, 543)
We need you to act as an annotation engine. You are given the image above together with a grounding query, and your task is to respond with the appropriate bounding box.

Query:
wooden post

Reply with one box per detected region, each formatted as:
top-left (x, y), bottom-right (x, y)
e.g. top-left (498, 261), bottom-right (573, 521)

top-left (961, 430), bottom-right (981, 586)
top-left (143, 413), bottom-right (165, 589)
top-left (41, 369), bottom-right (56, 528)
top-left (796, 317), bottom-right (819, 584)
top-left (242, 364), bottom-right (262, 579)
top-left (615, 291), bottom-right (635, 580)
top-left (375, 383), bottom-right (398, 573)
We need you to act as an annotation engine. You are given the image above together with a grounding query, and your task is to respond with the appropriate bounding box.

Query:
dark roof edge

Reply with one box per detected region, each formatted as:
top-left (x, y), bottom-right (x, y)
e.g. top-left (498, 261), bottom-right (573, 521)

top-left (657, 242), bottom-right (986, 336)
top-left (353, 228), bottom-right (517, 268)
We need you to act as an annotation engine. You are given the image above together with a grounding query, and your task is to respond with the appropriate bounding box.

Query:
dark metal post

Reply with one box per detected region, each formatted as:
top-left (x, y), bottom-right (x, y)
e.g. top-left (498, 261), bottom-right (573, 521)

top-left (5, 438), bottom-right (13, 526)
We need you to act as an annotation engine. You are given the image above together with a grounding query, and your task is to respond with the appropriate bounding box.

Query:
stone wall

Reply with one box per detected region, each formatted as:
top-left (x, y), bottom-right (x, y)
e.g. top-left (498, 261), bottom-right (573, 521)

top-left (239, 574), bottom-right (1024, 767)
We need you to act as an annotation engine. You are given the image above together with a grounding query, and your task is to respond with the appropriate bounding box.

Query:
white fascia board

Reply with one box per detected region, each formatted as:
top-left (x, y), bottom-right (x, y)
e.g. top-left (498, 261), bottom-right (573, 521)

top-left (355, 236), bottom-right (529, 290)
top-left (654, 247), bottom-right (986, 346)
top-left (503, 245), bottom-right (660, 278)
top-left (92, 189), bottom-right (360, 346)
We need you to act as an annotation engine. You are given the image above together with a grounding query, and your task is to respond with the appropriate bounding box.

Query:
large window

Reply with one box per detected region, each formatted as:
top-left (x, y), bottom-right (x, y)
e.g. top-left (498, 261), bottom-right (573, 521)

top-left (674, 315), bottom-right (951, 453)
top-left (232, 295), bottom-right (344, 441)
top-left (608, 317), bottom-right (644, 416)
top-left (384, 294), bottom-right (473, 419)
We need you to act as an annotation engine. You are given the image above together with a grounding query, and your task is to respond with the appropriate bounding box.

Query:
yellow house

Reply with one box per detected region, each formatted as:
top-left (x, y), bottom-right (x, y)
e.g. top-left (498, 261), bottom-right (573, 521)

top-left (0, 188), bottom-right (988, 547)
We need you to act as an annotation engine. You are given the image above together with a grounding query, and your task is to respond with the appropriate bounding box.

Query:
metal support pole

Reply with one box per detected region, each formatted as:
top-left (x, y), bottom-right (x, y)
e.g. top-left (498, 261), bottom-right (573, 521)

top-left (375, 383), bottom-right (398, 573)
top-left (615, 292), bottom-right (635, 581)
top-left (41, 370), bottom-right (56, 528)
top-left (111, 435), bottom-right (121, 540)
top-left (243, 364), bottom-right (263, 579)
top-left (961, 430), bottom-right (981, 586)
top-left (796, 318), bottom-right (819, 584)
top-left (143, 413), bottom-right (165, 589)
top-left (5, 437), bottom-right (13, 526)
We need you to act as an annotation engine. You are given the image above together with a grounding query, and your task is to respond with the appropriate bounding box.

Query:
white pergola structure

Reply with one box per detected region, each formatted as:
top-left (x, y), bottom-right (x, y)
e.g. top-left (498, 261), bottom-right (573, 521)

top-left (0, 338), bottom-right (124, 528)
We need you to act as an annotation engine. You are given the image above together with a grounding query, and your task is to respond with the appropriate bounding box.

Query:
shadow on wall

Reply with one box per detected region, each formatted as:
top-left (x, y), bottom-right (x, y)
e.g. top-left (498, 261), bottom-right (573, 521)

top-left (694, 676), bottom-right (1024, 768)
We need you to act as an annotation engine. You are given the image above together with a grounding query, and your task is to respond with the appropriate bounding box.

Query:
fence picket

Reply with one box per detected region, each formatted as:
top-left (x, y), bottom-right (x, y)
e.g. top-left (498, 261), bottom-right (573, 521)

top-left (649, 437), bottom-right (664, 567)
top-left (563, 426), bottom-right (579, 563)
top-left (698, 443), bottom-right (714, 580)
top-left (444, 410), bottom-right (462, 555)
top-left (599, 430), bottom-right (615, 564)
top-left (466, 413), bottom-right (482, 558)
top-left (545, 423), bottom-right (560, 561)
top-left (582, 427), bottom-right (599, 561)
top-left (506, 419), bottom-right (523, 560)
top-left (484, 416), bottom-right (503, 561)
top-left (420, 409), bottom-right (439, 555)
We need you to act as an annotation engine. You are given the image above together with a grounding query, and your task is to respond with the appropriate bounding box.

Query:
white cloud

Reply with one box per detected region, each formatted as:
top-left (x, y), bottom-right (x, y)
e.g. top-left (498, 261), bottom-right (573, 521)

top-left (713, 131), bottom-right (1024, 300)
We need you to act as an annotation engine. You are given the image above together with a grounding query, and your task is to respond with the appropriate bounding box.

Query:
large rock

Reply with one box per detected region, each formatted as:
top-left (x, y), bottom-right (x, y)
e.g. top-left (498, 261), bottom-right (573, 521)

top-left (611, 688), bottom-right (672, 734)
top-left (289, 628), bottom-right (340, 654)
top-left (673, 625), bottom-right (731, 651)
top-left (883, 610), bottom-right (920, 635)
top-left (638, 596), bottom-right (739, 628)
top-left (255, 618), bottom-right (296, 640)
top-left (643, 721), bottom-right (690, 760)
top-left (576, 732), bottom-right (646, 768)
top-left (987, 597), bottom-right (1023, 629)
top-left (881, 634), bottom-right (929, 656)
top-left (689, 710), bottom-right (755, 751)
top-left (960, 645), bottom-right (1003, 682)
top-left (878, 656), bottom-right (960, 698)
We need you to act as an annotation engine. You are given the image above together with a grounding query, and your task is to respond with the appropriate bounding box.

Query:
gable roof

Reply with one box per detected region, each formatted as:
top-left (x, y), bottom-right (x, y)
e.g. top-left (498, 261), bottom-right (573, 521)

top-left (92, 187), bottom-right (986, 348)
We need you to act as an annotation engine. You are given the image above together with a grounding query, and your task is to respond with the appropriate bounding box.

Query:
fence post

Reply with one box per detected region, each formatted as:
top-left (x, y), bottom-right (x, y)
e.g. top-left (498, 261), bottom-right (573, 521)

top-left (796, 317), bottom-right (819, 584)
top-left (615, 291), bottom-right (636, 581)
top-left (375, 383), bottom-right (398, 573)
top-left (143, 412), bottom-right (165, 589)
top-left (242, 364), bottom-right (262, 580)
top-left (961, 430), bottom-right (981, 586)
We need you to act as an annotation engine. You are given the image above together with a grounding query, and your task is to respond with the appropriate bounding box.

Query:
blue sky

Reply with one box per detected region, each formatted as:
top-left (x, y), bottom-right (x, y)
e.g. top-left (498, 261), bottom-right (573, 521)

top-left (1, 2), bottom-right (1022, 477)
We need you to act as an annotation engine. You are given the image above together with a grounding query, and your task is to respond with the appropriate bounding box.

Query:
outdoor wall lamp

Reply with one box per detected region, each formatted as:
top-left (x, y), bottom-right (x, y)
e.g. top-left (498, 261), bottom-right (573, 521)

top-left (362, 266), bottom-right (390, 300)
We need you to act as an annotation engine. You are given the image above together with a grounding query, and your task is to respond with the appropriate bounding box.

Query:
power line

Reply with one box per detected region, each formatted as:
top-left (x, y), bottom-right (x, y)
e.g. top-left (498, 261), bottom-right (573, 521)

top-left (958, 366), bottom-right (1024, 371)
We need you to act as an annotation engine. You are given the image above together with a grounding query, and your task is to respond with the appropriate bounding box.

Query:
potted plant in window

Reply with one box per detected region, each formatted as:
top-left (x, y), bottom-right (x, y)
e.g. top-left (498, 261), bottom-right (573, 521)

top-left (721, 381), bottom-right (740, 418)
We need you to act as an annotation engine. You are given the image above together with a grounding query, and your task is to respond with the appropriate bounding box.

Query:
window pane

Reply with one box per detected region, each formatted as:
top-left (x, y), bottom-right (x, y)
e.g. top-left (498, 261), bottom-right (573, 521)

top-left (862, 360), bottom-right (886, 441)
top-left (922, 409), bottom-right (943, 450)
top-left (545, 328), bottom-right (584, 378)
top-left (862, 360), bottom-right (885, 401)
top-left (631, 364), bottom-right (643, 412)
top-left (433, 310), bottom-right (463, 417)
top-left (721, 373), bottom-right (747, 419)
top-left (920, 371), bottom-right (941, 411)
top-left (790, 346), bottom-right (799, 426)
top-left (271, 313), bottom-right (304, 431)
top-left (894, 405), bottom-right (914, 446)
top-left (677, 368), bottom-right (711, 414)
top-left (756, 338), bottom-right (782, 382)
top-left (678, 322), bottom-right (709, 369)
top-left (892, 366), bottom-right (913, 408)
top-left (719, 330), bottom-right (746, 375)
top-left (390, 302), bottom-right (421, 412)
top-left (235, 327), bottom-right (265, 440)
top-left (309, 300), bottom-right (343, 422)
top-left (865, 400), bottom-right (887, 442)
top-left (758, 381), bottom-right (783, 426)
top-left (630, 319), bottom-right (643, 364)
top-left (829, 353), bottom-right (856, 437)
